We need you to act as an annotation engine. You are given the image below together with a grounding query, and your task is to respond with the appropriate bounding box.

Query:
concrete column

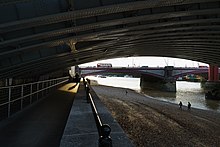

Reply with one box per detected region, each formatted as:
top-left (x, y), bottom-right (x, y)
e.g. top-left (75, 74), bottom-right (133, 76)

top-left (163, 66), bottom-right (176, 92)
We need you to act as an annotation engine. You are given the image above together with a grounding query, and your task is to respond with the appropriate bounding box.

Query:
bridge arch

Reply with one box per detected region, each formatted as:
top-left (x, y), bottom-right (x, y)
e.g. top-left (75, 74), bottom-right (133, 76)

top-left (0, 0), bottom-right (219, 83)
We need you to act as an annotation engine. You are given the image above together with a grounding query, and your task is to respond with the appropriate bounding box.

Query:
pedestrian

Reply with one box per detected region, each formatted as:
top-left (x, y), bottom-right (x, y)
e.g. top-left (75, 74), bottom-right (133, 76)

top-left (125, 90), bottom-right (128, 95)
top-left (179, 101), bottom-right (183, 109)
top-left (188, 102), bottom-right (191, 110)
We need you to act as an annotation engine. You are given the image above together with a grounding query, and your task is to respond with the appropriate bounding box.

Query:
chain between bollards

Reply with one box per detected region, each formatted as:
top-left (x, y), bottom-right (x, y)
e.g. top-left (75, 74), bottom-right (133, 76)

top-left (85, 78), bottom-right (112, 147)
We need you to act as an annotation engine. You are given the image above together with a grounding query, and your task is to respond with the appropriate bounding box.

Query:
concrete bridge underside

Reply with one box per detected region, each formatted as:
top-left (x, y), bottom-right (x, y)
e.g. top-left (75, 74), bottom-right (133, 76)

top-left (0, 0), bottom-right (220, 80)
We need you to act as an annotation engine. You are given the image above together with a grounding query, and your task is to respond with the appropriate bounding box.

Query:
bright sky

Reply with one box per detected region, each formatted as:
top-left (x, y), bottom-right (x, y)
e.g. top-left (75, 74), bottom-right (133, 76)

top-left (79, 57), bottom-right (208, 68)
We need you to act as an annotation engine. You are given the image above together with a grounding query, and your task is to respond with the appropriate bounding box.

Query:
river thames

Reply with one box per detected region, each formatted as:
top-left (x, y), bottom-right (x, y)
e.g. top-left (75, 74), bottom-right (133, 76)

top-left (86, 76), bottom-right (220, 112)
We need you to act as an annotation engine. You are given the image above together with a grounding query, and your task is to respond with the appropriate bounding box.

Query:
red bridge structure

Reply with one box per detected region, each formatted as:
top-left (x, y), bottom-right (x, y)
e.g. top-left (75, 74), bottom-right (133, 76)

top-left (80, 66), bottom-right (219, 92)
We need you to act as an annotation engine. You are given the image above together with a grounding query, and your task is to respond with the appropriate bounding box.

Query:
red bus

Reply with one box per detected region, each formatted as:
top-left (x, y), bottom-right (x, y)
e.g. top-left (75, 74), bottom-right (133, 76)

top-left (97, 63), bottom-right (112, 68)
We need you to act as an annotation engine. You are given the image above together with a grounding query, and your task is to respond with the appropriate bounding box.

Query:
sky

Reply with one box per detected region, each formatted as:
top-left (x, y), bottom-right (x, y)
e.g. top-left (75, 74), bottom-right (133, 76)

top-left (79, 57), bottom-right (208, 68)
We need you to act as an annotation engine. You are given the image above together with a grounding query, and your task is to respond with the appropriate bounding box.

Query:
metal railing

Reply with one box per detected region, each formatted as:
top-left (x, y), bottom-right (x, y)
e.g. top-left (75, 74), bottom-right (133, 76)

top-left (0, 77), bottom-right (69, 121)
top-left (84, 79), bottom-right (112, 147)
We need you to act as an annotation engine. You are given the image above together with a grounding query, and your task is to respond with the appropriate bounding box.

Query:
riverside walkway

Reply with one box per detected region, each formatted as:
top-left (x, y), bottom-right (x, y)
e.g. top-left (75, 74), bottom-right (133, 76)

top-left (0, 83), bottom-right (78, 147)
top-left (0, 82), bottom-right (133, 147)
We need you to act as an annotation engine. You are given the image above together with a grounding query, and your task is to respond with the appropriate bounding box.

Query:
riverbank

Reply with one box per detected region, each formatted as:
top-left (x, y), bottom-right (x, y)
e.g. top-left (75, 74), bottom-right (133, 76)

top-left (91, 85), bottom-right (220, 147)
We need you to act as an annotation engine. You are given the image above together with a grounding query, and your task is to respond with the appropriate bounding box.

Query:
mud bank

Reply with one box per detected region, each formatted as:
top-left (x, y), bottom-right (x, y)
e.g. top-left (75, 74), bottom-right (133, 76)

top-left (92, 85), bottom-right (220, 147)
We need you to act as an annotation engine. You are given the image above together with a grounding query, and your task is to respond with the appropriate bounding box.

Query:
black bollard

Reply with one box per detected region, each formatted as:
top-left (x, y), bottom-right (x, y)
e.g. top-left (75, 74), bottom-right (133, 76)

top-left (83, 77), bottom-right (85, 84)
top-left (99, 124), bottom-right (112, 147)
top-left (86, 85), bottom-right (90, 103)
top-left (83, 78), bottom-right (87, 90)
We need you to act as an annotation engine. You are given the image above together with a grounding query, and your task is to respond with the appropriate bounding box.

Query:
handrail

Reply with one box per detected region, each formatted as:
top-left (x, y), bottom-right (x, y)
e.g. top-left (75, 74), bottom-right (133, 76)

top-left (0, 76), bottom-right (69, 120)
top-left (0, 76), bottom-right (69, 89)
top-left (88, 93), bottom-right (103, 136)
top-left (85, 79), bottom-right (112, 147)
top-left (0, 78), bottom-right (68, 107)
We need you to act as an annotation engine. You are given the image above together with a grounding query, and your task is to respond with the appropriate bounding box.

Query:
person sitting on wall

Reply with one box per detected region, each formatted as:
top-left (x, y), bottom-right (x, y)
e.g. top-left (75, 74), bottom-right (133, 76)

top-left (68, 75), bottom-right (73, 83)
top-left (74, 73), bottom-right (80, 83)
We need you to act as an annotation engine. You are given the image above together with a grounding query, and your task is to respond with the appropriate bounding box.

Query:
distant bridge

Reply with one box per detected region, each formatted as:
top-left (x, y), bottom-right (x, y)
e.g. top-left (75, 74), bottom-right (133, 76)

top-left (80, 66), bottom-right (209, 79)
top-left (80, 66), bottom-right (212, 92)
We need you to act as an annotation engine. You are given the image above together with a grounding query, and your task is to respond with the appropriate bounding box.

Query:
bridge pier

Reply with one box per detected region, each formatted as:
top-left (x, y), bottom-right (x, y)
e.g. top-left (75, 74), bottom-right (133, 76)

top-left (140, 66), bottom-right (176, 92)
top-left (202, 65), bottom-right (220, 90)
top-left (208, 65), bottom-right (219, 82)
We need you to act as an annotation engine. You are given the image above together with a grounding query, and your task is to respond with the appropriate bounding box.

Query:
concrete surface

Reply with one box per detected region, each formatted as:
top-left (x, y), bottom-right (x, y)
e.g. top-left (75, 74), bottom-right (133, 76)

top-left (0, 83), bottom-right (77, 147)
top-left (60, 83), bottom-right (134, 147)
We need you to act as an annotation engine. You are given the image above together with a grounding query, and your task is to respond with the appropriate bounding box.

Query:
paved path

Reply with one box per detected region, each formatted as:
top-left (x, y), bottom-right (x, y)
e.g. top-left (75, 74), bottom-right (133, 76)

top-left (0, 83), bottom-right (78, 147)
top-left (60, 83), bottom-right (134, 147)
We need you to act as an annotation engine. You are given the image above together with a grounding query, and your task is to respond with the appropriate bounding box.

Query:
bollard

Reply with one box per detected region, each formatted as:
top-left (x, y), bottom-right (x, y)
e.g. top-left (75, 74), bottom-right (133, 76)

top-left (83, 78), bottom-right (87, 90)
top-left (86, 85), bottom-right (90, 103)
top-left (99, 124), bottom-right (112, 147)
top-left (83, 78), bottom-right (85, 84)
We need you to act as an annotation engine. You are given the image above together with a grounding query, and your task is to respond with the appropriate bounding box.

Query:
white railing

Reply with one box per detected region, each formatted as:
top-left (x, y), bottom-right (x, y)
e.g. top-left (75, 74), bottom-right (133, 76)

top-left (0, 77), bottom-right (69, 120)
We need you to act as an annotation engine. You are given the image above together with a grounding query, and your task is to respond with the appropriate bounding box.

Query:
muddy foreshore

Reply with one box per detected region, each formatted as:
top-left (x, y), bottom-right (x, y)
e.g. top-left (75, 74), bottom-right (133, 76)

top-left (91, 85), bottom-right (220, 147)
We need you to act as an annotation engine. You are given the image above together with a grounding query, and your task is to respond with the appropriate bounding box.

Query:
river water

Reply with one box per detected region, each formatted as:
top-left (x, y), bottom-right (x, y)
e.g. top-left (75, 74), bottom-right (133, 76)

top-left (86, 76), bottom-right (220, 112)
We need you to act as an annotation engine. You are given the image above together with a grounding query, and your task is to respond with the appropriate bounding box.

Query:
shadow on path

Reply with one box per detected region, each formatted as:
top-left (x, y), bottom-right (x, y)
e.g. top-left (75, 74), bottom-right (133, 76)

top-left (0, 83), bottom-right (77, 147)
top-left (68, 83), bottom-right (78, 90)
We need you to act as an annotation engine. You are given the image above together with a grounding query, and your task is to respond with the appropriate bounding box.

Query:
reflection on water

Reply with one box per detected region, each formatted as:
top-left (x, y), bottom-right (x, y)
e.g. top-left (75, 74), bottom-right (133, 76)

top-left (88, 76), bottom-right (141, 90)
top-left (141, 89), bottom-right (177, 100)
top-left (141, 82), bottom-right (211, 111)
top-left (86, 76), bottom-right (220, 112)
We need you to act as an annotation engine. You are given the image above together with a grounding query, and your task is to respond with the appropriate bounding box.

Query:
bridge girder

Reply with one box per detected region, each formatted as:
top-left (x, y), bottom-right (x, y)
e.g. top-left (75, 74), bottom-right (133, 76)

top-left (0, 0), bottom-right (220, 79)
